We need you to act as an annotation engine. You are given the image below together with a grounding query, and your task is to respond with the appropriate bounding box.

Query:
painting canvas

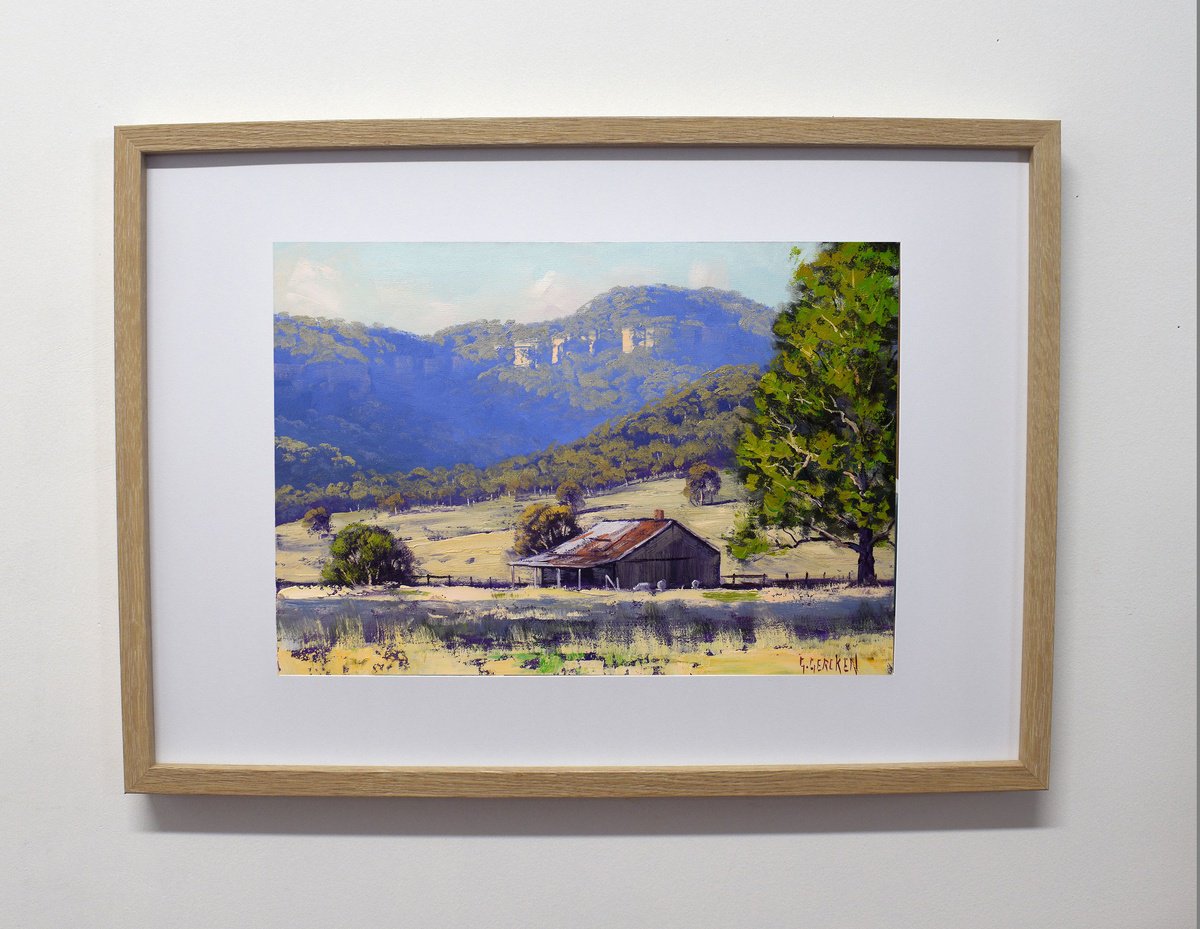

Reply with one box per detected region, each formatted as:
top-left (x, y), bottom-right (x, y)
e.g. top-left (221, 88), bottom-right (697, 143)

top-left (274, 242), bottom-right (898, 675)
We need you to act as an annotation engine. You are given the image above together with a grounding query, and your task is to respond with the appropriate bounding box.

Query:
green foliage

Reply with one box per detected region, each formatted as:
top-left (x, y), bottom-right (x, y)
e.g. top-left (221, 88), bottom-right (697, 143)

top-left (319, 523), bottom-right (419, 587)
top-left (513, 504), bottom-right (580, 557)
top-left (276, 436), bottom-right (357, 489)
top-left (535, 653), bottom-right (565, 674)
top-left (733, 243), bottom-right (899, 583)
top-left (724, 512), bottom-right (772, 558)
top-left (480, 363), bottom-right (759, 502)
top-left (301, 506), bottom-right (331, 535)
top-left (684, 462), bottom-right (722, 505)
top-left (274, 313), bottom-right (392, 364)
top-left (555, 480), bottom-right (586, 511)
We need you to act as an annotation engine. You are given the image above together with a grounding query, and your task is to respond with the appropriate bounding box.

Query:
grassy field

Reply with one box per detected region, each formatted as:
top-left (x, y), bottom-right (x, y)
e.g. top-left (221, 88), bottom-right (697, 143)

top-left (276, 584), bottom-right (895, 676)
top-left (276, 473), bottom-right (895, 585)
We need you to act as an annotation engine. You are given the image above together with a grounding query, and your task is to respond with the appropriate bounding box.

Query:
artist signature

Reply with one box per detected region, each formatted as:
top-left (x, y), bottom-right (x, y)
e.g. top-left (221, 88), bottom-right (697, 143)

top-left (797, 653), bottom-right (859, 674)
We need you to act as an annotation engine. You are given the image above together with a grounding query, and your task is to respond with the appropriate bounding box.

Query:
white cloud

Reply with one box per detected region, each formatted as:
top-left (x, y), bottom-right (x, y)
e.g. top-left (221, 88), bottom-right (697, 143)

top-left (523, 270), bottom-right (591, 320)
top-left (687, 259), bottom-right (729, 290)
top-left (276, 257), bottom-right (348, 317)
top-left (273, 243), bottom-right (794, 334)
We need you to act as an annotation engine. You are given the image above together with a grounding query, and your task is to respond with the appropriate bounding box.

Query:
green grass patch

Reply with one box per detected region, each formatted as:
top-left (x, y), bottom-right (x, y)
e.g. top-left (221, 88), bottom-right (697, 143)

top-left (701, 590), bottom-right (760, 602)
top-left (505, 650), bottom-right (567, 674)
top-left (536, 653), bottom-right (565, 674)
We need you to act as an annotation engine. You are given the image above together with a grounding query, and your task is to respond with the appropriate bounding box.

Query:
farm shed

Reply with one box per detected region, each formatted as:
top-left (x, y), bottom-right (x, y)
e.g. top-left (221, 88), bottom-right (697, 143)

top-left (510, 510), bottom-right (721, 589)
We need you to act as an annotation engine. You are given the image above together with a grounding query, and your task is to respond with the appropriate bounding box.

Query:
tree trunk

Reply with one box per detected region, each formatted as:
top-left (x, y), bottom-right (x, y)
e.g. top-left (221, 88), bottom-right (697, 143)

top-left (856, 527), bottom-right (877, 585)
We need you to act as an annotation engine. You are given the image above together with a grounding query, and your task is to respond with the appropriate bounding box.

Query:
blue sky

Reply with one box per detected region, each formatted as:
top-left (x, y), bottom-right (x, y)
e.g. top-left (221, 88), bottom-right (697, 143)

top-left (273, 242), bottom-right (816, 334)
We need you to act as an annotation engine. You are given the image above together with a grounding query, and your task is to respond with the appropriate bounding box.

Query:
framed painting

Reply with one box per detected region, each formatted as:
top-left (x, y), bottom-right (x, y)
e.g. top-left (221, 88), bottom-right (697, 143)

top-left (115, 117), bottom-right (1059, 796)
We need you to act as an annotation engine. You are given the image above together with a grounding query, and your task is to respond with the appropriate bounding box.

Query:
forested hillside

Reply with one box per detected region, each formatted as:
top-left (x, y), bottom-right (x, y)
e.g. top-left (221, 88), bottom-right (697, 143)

top-left (274, 284), bottom-right (775, 481)
top-left (276, 364), bottom-right (760, 523)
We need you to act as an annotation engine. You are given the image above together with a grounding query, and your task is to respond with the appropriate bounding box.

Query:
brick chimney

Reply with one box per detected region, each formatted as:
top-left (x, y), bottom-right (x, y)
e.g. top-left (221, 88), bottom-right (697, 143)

top-left (653, 509), bottom-right (665, 520)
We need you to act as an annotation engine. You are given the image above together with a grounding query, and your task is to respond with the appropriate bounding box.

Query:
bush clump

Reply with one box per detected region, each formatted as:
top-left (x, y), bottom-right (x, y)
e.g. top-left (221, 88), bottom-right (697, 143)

top-left (320, 523), bottom-right (419, 586)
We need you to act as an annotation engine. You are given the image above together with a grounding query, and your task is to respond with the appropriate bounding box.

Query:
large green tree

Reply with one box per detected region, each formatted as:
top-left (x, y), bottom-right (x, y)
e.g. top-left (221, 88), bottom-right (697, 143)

top-left (320, 523), bottom-right (419, 586)
top-left (731, 243), bottom-right (899, 584)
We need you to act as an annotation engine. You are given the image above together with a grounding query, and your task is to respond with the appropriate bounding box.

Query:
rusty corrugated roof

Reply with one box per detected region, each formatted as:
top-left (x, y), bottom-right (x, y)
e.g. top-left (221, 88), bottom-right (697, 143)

top-left (510, 519), bottom-right (672, 568)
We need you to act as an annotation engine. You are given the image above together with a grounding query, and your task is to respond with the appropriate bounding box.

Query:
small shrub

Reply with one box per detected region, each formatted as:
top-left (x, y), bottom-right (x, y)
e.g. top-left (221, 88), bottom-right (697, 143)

top-left (555, 480), bottom-right (586, 512)
top-left (301, 506), bottom-right (331, 534)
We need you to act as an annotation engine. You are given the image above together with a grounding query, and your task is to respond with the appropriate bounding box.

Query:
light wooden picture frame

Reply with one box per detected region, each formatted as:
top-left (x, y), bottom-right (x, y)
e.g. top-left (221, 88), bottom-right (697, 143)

top-left (115, 117), bottom-right (1059, 797)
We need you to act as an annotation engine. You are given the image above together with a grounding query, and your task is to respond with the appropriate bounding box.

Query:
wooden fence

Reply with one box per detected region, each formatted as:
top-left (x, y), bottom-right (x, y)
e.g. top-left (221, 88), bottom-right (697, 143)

top-left (722, 572), bottom-right (895, 589)
top-left (275, 575), bottom-right (526, 591)
top-left (415, 574), bottom-right (526, 588)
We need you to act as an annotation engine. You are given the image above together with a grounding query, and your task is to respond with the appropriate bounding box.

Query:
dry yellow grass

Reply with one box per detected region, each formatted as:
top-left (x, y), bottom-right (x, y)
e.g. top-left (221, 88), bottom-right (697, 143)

top-left (277, 632), bottom-right (894, 676)
top-left (276, 584), bottom-right (895, 676)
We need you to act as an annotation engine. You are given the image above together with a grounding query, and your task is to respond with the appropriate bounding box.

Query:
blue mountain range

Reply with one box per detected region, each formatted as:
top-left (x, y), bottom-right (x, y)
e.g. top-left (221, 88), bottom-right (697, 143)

top-left (274, 284), bottom-right (778, 480)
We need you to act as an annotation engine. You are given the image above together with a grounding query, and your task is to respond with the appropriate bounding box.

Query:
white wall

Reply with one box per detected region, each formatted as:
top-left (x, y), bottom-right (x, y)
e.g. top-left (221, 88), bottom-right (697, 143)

top-left (0, 1), bottom-right (1194, 926)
